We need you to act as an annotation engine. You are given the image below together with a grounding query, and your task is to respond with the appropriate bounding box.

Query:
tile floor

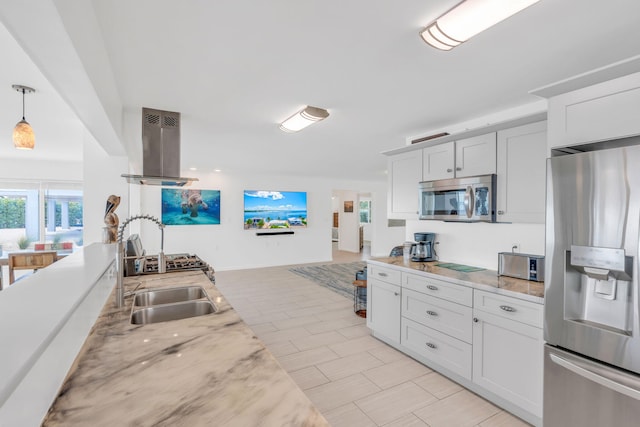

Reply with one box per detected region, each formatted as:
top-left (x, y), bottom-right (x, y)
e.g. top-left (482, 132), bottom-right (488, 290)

top-left (215, 245), bottom-right (531, 427)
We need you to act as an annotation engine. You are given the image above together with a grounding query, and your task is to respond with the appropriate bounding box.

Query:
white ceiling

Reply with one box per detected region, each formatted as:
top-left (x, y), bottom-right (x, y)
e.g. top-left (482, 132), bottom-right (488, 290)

top-left (2, 0), bottom-right (640, 181)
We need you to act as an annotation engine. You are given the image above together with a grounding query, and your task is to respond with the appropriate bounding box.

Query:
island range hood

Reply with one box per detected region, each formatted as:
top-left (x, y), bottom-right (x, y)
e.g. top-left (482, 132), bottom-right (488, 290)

top-left (122, 107), bottom-right (198, 186)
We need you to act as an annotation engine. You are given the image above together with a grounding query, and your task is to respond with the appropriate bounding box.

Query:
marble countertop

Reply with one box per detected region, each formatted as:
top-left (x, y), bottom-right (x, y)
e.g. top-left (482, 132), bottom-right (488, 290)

top-left (43, 270), bottom-right (328, 426)
top-left (368, 257), bottom-right (544, 304)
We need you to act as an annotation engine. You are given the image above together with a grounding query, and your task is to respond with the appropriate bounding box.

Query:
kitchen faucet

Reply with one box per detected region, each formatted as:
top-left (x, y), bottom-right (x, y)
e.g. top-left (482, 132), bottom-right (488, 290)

top-left (115, 214), bottom-right (166, 308)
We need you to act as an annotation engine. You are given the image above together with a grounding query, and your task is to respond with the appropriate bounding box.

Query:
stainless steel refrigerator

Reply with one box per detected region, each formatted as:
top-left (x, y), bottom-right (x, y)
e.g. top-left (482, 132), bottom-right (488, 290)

top-left (545, 142), bottom-right (640, 426)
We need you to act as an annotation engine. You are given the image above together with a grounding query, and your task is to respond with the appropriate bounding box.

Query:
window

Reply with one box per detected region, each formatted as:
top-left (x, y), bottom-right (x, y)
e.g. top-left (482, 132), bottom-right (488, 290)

top-left (0, 181), bottom-right (83, 252)
top-left (359, 199), bottom-right (372, 224)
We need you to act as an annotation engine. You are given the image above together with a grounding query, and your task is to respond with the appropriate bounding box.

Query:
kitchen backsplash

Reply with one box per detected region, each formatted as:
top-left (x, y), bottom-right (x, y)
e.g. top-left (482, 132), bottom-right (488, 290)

top-left (404, 219), bottom-right (545, 271)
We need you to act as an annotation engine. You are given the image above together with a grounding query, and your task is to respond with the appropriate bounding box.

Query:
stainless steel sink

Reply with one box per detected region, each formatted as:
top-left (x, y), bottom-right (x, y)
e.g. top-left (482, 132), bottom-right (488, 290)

top-left (130, 300), bottom-right (216, 325)
top-left (133, 286), bottom-right (208, 307)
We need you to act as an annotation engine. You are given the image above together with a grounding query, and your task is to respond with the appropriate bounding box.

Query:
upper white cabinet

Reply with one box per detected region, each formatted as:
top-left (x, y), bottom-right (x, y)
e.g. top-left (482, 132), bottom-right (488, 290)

top-left (529, 55), bottom-right (640, 151)
top-left (455, 133), bottom-right (497, 178)
top-left (422, 142), bottom-right (455, 181)
top-left (496, 121), bottom-right (547, 223)
top-left (387, 151), bottom-right (422, 218)
top-left (546, 72), bottom-right (640, 150)
top-left (384, 114), bottom-right (546, 222)
top-left (422, 134), bottom-right (496, 181)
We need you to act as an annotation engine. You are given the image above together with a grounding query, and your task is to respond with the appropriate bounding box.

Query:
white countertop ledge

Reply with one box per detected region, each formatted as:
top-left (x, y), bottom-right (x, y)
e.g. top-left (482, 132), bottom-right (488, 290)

top-left (0, 243), bottom-right (116, 424)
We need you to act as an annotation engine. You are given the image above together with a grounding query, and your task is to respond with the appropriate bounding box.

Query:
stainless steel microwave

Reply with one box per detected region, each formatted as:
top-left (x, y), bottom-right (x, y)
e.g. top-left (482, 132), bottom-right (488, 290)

top-left (419, 174), bottom-right (496, 222)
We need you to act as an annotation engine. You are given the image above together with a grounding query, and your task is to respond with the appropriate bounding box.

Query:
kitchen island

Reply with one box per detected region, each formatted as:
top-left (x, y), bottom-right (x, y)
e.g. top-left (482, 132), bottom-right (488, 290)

top-left (42, 269), bottom-right (328, 426)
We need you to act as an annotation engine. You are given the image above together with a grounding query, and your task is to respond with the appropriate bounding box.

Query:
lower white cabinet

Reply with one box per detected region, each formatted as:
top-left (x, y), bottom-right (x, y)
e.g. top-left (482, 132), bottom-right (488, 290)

top-left (402, 288), bottom-right (473, 344)
top-left (367, 278), bottom-right (401, 344)
top-left (401, 317), bottom-right (472, 380)
top-left (472, 292), bottom-right (544, 419)
top-left (366, 263), bottom-right (544, 425)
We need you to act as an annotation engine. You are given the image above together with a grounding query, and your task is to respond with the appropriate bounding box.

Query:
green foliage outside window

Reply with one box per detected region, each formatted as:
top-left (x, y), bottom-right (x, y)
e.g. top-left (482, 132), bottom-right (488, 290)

top-left (0, 198), bottom-right (26, 228)
top-left (44, 200), bottom-right (84, 227)
top-left (359, 200), bottom-right (371, 223)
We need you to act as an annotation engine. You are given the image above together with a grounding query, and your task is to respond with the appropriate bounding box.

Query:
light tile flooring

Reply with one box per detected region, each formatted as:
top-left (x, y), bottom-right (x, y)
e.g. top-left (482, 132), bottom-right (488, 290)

top-left (215, 245), bottom-right (530, 427)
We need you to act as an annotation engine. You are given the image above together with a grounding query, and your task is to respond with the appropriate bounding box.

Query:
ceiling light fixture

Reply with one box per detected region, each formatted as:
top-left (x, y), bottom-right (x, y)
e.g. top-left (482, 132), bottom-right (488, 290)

top-left (420, 0), bottom-right (540, 51)
top-left (279, 106), bottom-right (329, 133)
top-left (12, 84), bottom-right (36, 150)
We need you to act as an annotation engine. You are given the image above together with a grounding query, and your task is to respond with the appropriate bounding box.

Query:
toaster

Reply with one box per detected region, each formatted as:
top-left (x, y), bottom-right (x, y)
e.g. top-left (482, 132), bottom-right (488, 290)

top-left (498, 252), bottom-right (545, 282)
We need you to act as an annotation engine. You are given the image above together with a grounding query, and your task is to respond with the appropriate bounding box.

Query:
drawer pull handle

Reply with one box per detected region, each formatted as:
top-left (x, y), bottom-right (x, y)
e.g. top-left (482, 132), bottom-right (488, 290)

top-left (426, 285), bottom-right (438, 291)
top-left (446, 168), bottom-right (453, 173)
top-left (426, 342), bottom-right (437, 349)
top-left (378, 272), bottom-right (388, 277)
top-left (473, 317), bottom-right (479, 323)
top-left (394, 292), bottom-right (399, 296)
top-left (426, 310), bottom-right (438, 316)
top-left (499, 305), bottom-right (516, 312)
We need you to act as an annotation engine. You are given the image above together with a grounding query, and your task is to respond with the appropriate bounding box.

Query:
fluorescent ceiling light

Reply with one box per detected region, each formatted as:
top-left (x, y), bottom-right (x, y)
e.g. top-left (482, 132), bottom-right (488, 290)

top-left (420, 0), bottom-right (540, 51)
top-left (279, 106), bottom-right (330, 133)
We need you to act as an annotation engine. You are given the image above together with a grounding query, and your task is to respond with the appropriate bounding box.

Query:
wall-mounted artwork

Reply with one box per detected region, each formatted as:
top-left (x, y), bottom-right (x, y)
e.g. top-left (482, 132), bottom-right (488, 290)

top-left (244, 191), bottom-right (307, 229)
top-left (161, 189), bottom-right (221, 225)
top-left (344, 200), bottom-right (354, 213)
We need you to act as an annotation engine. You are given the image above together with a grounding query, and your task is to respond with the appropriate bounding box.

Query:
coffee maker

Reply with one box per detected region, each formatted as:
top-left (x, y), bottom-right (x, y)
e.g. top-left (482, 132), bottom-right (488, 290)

top-left (412, 232), bottom-right (436, 261)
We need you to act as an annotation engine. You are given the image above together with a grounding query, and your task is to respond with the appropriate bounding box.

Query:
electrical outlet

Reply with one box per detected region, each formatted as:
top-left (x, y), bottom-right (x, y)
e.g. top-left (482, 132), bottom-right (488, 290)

top-left (512, 243), bottom-right (520, 253)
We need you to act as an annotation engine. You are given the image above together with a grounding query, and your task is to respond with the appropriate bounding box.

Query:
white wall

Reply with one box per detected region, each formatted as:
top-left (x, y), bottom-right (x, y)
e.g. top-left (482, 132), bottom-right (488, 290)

top-left (405, 219), bottom-right (545, 270)
top-left (0, 158), bottom-right (82, 182)
top-left (83, 130), bottom-right (129, 245)
top-left (124, 172), bottom-right (398, 271)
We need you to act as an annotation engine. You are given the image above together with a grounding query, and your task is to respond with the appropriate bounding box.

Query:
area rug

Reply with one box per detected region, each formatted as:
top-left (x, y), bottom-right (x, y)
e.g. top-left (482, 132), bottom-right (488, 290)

top-left (288, 261), bottom-right (367, 299)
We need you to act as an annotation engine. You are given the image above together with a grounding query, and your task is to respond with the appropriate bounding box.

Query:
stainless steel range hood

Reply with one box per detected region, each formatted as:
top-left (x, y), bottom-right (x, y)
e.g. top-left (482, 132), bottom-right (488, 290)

top-left (122, 107), bottom-right (198, 187)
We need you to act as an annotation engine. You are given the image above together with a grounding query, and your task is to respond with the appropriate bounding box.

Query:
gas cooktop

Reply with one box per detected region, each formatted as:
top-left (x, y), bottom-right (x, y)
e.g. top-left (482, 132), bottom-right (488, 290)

top-left (128, 253), bottom-right (215, 282)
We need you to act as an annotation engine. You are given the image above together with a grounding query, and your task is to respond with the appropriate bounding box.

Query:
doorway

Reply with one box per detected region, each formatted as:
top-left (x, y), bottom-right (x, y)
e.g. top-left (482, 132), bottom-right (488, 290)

top-left (331, 190), bottom-right (371, 259)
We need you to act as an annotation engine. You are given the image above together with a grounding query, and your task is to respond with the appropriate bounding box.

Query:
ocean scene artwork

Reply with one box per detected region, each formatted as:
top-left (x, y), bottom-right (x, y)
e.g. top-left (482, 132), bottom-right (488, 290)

top-left (244, 190), bottom-right (307, 229)
top-left (161, 189), bottom-right (221, 226)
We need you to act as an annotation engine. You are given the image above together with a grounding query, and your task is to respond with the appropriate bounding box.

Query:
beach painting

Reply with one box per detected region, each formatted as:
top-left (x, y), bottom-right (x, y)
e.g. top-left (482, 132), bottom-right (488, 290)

top-left (244, 190), bottom-right (307, 229)
top-left (161, 189), bottom-right (221, 226)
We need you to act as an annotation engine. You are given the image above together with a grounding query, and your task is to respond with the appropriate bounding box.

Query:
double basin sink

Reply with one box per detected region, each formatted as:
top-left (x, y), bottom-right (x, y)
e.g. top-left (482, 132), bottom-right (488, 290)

top-left (130, 285), bottom-right (217, 324)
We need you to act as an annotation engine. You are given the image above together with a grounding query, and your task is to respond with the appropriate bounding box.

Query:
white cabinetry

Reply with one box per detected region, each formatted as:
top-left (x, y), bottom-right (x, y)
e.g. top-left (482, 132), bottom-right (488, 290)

top-left (472, 290), bottom-right (543, 419)
top-left (422, 142), bottom-right (455, 181)
top-left (366, 262), bottom-right (544, 425)
top-left (387, 151), bottom-right (422, 218)
top-left (496, 121), bottom-right (547, 223)
top-left (422, 133), bottom-right (496, 182)
top-left (400, 272), bottom-right (473, 379)
top-left (455, 133), bottom-right (497, 178)
top-left (546, 71), bottom-right (640, 150)
top-left (367, 265), bottom-right (401, 344)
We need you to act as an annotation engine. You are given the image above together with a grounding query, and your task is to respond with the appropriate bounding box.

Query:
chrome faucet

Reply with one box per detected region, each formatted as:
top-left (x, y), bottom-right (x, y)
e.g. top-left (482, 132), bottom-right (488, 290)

top-left (115, 214), bottom-right (166, 308)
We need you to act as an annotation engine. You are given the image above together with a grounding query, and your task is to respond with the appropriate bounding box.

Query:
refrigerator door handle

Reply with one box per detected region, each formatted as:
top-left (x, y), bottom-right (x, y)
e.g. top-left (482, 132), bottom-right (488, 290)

top-left (550, 353), bottom-right (640, 401)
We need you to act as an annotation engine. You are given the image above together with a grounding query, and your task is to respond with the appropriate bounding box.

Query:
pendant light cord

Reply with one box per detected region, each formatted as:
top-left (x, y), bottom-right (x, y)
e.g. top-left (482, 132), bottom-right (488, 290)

top-left (21, 87), bottom-right (26, 120)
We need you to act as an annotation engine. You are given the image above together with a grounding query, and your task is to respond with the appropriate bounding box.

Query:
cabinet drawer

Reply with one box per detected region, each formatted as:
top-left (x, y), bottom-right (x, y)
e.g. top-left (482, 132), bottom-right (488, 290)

top-left (401, 317), bottom-right (472, 380)
top-left (402, 288), bottom-right (472, 343)
top-left (403, 272), bottom-right (473, 307)
top-left (474, 290), bottom-right (543, 328)
top-left (368, 264), bottom-right (402, 285)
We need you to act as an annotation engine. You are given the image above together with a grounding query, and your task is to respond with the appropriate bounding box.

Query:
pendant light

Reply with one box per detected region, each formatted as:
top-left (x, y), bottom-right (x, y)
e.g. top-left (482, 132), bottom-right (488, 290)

top-left (12, 84), bottom-right (36, 150)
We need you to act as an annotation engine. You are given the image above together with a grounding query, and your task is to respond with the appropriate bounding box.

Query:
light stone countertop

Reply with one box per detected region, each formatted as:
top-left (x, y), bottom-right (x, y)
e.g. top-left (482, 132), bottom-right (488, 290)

top-left (368, 257), bottom-right (544, 304)
top-left (42, 270), bottom-right (328, 427)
